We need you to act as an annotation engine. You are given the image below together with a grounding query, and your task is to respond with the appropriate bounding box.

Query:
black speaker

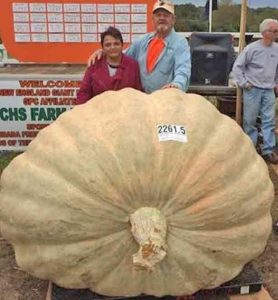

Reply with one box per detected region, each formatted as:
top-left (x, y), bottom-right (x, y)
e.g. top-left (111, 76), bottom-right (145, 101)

top-left (190, 33), bottom-right (235, 86)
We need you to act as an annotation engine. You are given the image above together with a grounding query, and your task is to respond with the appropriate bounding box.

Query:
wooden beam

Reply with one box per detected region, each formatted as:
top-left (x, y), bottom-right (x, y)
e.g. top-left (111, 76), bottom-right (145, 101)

top-left (188, 85), bottom-right (236, 96)
top-left (235, 0), bottom-right (248, 125)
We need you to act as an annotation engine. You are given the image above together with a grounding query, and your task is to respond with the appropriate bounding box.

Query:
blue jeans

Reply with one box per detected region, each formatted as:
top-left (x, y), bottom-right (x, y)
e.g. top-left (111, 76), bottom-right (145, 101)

top-left (243, 87), bottom-right (276, 155)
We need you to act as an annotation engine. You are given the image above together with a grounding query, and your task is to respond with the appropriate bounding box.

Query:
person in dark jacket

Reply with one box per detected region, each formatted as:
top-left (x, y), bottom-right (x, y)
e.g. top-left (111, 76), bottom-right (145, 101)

top-left (77, 27), bottom-right (143, 104)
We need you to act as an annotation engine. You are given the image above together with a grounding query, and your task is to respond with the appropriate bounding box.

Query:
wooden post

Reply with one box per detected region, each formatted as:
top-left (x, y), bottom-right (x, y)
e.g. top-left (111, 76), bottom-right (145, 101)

top-left (235, 0), bottom-right (248, 125)
top-left (46, 282), bottom-right (52, 300)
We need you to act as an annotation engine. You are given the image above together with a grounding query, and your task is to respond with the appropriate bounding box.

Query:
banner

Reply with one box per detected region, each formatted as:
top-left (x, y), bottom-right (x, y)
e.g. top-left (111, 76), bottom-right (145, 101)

top-left (0, 79), bottom-right (81, 151)
top-left (0, 0), bottom-right (156, 63)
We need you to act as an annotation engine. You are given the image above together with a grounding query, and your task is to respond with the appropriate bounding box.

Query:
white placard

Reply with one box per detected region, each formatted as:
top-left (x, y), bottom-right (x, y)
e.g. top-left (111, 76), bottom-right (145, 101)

top-left (132, 23), bottom-right (147, 33)
top-left (98, 4), bottom-right (113, 13)
top-left (12, 3), bottom-right (29, 12)
top-left (64, 13), bottom-right (81, 23)
top-left (14, 23), bottom-right (30, 33)
top-left (65, 23), bottom-right (81, 33)
top-left (98, 14), bottom-right (114, 23)
top-left (29, 3), bottom-right (46, 12)
top-left (157, 125), bottom-right (187, 143)
top-left (115, 14), bottom-right (130, 23)
top-left (48, 23), bottom-right (64, 33)
top-left (13, 13), bottom-right (29, 22)
top-left (64, 4), bottom-right (80, 13)
top-left (115, 4), bottom-right (130, 13)
top-left (82, 34), bottom-right (97, 42)
top-left (115, 23), bottom-right (130, 33)
top-left (98, 23), bottom-right (113, 33)
top-left (31, 33), bottom-right (48, 42)
top-left (30, 13), bottom-right (47, 22)
top-left (82, 24), bottom-right (97, 33)
top-left (131, 14), bottom-right (147, 23)
top-left (81, 4), bottom-right (96, 13)
top-left (15, 33), bottom-right (31, 42)
top-left (31, 23), bottom-right (47, 32)
top-left (131, 4), bottom-right (147, 13)
top-left (65, 34), bottom-right (81, 42)
top-left (81, 14), bottom-right (97, 23)
top-left (122, 33), bottom-right (130, 43)
top-left (47, 3), bottom-right (63, 13)
top-left (240, 286), bottom-right (250, 295)
top-left (49, 34), bottom-right (64, 42)
top-left (48, 13), bottom-right (63, 22)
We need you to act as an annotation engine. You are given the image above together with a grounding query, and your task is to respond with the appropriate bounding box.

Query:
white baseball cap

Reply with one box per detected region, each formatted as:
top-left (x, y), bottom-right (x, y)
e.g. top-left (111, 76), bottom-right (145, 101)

top-left (152, 0), bottom-right (175, 15)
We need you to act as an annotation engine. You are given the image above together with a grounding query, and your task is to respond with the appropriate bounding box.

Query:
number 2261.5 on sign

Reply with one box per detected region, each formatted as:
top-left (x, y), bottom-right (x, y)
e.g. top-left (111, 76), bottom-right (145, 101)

top-left (157, 124), bottom-right (187, 143)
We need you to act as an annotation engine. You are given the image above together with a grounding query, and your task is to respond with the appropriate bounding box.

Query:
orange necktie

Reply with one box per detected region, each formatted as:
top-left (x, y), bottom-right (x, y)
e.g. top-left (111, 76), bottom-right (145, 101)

top-left (146, 38), bottom-right (165, 73)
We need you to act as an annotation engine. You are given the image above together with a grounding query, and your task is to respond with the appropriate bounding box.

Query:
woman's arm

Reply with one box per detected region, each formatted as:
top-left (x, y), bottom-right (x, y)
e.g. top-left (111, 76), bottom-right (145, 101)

top-left (76, 67), bottom-right (94, 104)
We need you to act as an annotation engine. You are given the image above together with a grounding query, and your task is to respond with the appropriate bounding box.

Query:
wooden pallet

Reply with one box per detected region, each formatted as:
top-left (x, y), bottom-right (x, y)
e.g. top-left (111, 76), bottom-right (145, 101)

top-left (45, 282), bottom-right (273, 300)
top-left (230, 288), bottom-right (273, 300)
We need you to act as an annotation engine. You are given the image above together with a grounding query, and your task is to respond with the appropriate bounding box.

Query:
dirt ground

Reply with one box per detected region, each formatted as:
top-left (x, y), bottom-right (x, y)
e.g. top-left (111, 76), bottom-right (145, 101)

top-left (0, 167), bottom-right (277, 300)
top-left (252, 166), bottom-right (278, 300)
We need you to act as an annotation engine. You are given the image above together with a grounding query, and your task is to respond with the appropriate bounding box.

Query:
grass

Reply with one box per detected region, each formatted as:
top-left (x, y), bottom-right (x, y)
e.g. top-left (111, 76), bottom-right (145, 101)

top-left (0, 152), bottom-right (21, 176)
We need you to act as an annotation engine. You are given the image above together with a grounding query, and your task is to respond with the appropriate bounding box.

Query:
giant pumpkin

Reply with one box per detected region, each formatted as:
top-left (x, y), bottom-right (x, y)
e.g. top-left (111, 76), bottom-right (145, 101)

top-left (0, 88), bottom-right (273, 296)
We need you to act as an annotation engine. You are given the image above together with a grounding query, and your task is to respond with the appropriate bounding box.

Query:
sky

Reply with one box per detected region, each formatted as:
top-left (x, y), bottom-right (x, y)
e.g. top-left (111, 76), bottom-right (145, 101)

top-left (172, 0), bottom-right (278, 8)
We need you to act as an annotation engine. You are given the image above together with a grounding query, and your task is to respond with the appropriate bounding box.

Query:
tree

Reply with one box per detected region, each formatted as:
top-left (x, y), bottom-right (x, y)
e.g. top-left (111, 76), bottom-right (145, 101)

top-left (220, 0), bottom-right (234, 5)
top-left (175, 3), bottom-right (278, 33)
top-left (213, 4), bottom-right (241, 32)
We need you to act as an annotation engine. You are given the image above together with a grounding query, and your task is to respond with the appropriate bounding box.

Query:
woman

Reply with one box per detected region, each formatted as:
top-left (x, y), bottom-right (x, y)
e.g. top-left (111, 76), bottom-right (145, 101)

top-left (77, 27), bottom-right (143, 104)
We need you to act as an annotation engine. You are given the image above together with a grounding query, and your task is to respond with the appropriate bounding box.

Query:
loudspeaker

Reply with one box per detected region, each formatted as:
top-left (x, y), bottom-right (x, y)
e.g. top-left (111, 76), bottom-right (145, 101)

top-left (190, 33), bottom-right (235, 86)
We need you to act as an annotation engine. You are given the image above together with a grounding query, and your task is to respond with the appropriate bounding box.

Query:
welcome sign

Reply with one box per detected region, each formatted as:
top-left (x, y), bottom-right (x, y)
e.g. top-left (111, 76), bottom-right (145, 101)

top-left (0, 78), bottom-right (81, 150)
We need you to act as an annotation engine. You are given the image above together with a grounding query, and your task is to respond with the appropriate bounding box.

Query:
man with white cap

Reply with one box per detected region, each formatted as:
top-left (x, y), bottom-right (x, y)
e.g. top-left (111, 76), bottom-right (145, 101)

top-left (88, 0), bottom-right (191, 93)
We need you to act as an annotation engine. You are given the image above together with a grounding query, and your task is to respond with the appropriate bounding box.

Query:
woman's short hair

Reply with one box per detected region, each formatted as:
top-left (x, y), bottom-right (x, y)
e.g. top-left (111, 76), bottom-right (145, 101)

top-left (100, 27), bottom-right (123, 46)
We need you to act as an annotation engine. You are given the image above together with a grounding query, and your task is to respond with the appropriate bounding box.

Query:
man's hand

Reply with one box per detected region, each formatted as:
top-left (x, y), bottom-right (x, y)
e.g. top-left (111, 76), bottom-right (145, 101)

top-left (161, 83), bottom-right (179, 89)
top-left (87, 49), bottom-right (104, 66)
top-left (243, 82), bottom-right (253, 90)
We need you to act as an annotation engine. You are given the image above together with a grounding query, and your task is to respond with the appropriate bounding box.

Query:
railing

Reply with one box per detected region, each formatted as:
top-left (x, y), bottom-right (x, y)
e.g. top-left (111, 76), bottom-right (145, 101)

top-left (188, 85), bottom-right (236, 96)
top-left (0, 32), bottom-right (262, 65)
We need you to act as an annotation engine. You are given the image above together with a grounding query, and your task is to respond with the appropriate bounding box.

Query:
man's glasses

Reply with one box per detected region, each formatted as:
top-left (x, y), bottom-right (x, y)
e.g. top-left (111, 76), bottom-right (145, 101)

top-left (267, 29), bottom-right (278, 33)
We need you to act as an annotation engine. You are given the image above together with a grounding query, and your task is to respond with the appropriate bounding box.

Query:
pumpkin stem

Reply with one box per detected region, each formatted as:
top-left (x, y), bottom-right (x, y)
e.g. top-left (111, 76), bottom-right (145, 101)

top-left (129, 207), bottom-right (167, 271)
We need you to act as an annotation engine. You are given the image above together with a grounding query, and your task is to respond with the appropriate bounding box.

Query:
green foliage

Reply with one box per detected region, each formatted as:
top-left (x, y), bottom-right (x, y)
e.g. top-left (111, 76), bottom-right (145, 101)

top-left (174, 4), bottom-right (209, 32)
top-left (0, 152), bottom-right (21, 177)
top-left (175, 3), bottom-right (278, 32)
top-left (219, 0), bottom-right (234, 5)
top-left (246, 8), bottom-right (278, 32)
top-left (213, 4), bottom-right (241, 32)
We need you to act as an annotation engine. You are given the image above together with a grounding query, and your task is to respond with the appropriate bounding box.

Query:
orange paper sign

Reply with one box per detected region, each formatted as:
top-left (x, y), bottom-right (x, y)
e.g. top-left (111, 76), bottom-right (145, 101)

top-left (0, 0), bottom-right (155, 63)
